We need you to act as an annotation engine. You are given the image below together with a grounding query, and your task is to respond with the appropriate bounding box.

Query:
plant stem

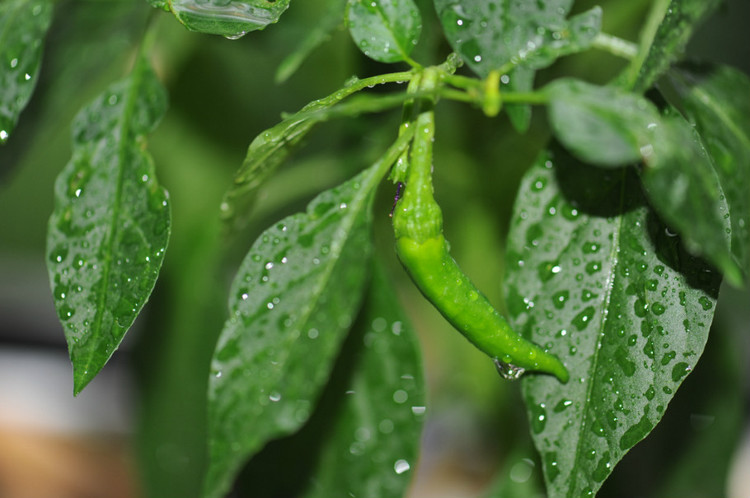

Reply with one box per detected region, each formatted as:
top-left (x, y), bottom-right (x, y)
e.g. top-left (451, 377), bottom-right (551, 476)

top-left (624, 0), bottom-right (671, 88)
top-left (502, 91), bottom-right (548, 105)
top-left (592, 32), bottom-right (638, 60)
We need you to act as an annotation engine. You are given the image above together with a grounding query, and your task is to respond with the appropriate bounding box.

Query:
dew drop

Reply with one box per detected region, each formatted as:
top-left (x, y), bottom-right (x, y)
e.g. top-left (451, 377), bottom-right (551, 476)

top-left (494, 358), bottom-right (525, 380)
top-left (394, 459), bottom-right (410, 474)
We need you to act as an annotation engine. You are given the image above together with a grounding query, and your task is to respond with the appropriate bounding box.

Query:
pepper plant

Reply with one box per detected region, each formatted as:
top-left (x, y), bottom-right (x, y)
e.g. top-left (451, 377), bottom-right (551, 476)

top-left (2, 0), bottom-right (748, 497)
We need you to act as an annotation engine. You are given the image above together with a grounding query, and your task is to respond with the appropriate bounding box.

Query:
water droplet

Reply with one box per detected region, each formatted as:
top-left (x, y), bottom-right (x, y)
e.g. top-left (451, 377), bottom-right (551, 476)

top-left (553, 399), bottom-right (572, 413)
top-left (411, 406), bottom-right (426, 415)
top-left (698, 296), bottom-right (712, 310)
top-left (50, 245), bottom-right (69, 264)
top-left (393, 389), bottom-right (408, 403)
top-left (509, 459), bottom-right (534, 483)
top-left (530, 403), bottom-right (547, 434)
top-left (672, 362), bottom-right (691, 382)
top-left (551, 290), bottom-right (569, 309)
top-left (572, 306), bottom-right (595, 330)
top-left (225, 30), bottom-right (248, 40)
top-left (372, 317), bottom-right (387, 331)
top-left (379, 419), bottom-right (394, 433)
top-left (269, 392), bottom-right (281, 402)
top-left (394, 459), bottom-right (410, 474)
top-left (494, 358), bottom-right (525, 380)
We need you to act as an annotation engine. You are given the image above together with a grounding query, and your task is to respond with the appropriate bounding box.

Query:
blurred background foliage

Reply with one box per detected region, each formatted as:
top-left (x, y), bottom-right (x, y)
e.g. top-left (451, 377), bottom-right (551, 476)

top-left (0, 0), bottom-right (748, 497)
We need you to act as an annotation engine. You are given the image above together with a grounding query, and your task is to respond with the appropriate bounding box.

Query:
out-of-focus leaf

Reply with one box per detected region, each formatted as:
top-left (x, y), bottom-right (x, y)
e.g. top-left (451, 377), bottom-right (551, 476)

top-left (46, 55), bottom-right (170, 395)
top-left (302, 259), bottom-right (424, 497)
top-left (655, 64), bottom-right (750, 287)
top-left (155, 0), bottom-right (291, 38)
top-left (504, 147), bottom-right (720, 497)
top-left (346, 0), bottom-right (422, 64)
top-left (545, 78), bottom-right (660, 167)
top-left (204, 133), bottom-right (412, 498)
top-left (0, 0), bottom-right (53, 144)
top-left (653, 313), bottom-right (744, 498)
top-left (221, 74), bottom-right (413, 230)
top-left (275, 0), bottom-right (346, 83)
top-left (639, 107), bottom-right (739, 286)
top-left (624, 0), bottom-right (722, 93)
top-left (485, 448), bottom-right (545, 498)
top-left (433, 0), bottom-right (600, 132)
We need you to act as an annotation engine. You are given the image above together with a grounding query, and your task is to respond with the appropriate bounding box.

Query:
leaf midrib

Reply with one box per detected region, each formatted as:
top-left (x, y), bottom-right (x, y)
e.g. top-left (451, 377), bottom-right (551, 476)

top-left (567, 171), bottom-right (626, 497)
top-left (82, 60), bottom-right (146, 387)
top-left (689, 82), bottom-right (750, 152)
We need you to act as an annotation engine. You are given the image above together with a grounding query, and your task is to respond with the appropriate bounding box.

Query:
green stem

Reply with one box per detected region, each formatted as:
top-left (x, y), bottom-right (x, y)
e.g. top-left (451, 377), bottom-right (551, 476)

top-left (592, 32), bottom-right (638, 60)
top-left (625, 0), bottom-right (671, 89)
top-left (502, 91), bottom-right (548, 105)
top-left (445, 74), bottom-right (482, 91)
top-left (439, 88), bottom-right (476, 104)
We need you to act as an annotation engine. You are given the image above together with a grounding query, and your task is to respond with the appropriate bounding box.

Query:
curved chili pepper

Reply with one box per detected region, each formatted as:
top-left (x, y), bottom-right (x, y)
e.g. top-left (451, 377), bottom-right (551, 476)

top-left (392, 70), bottom-right (568, 383)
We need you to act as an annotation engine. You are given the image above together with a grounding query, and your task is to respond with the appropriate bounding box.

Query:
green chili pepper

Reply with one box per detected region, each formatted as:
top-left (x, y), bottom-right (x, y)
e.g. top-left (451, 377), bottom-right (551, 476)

top-left (392, 69), bottom-right (569, 383)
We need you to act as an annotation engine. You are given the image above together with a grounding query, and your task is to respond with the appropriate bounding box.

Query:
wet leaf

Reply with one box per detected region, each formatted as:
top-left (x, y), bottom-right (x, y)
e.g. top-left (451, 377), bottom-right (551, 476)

top-left (624, 0), bottom-right (722, 93)
top-left (0, 0), bottom-right (54, 144)
top-left (204, 134), bottom-right (412, 498)
top-left (221, 76), bottom-right (413, 230)
top-left (346, 0), bottom-right (421, 64)
top-left (545, 78), bottom-right (661, 167)
top-left (639, 107), bottom-right (739, 287)
top-left (650, 64), bottom-right (750, 287)
top-left (46, 55), bottom-right (170, 395)
top-left (301, 259), bottom-right (424, 497)
top-left (433, 0), bottom-right (600, 132)
top-left (504, 147), bottom-right (720, 497)
top-left (154, 0), bottom-right (291, 38)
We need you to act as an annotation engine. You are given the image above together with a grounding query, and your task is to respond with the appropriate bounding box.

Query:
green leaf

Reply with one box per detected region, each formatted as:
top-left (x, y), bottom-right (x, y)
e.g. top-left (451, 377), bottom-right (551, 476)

top-left (301, 259), bottom-right (424, 497)
top-left (433, 0), bottom-right (600, 132)
top-left (346, 0), bottom-right (422, 64)
top-left (485, 448), bottom-right (545, 498)
top-left (624, 0), bottom-right (722, 93)
top-left (654, 318), bottom-right (745, 498)
top-left (0, 0), bottom-right (53, 144)
top-left (46, 55), bottom-right (170, 395)
top-left (221, 73), bottom-right (413, 230)
top-left (655, 64), bottom-right (750, 287)
top-left (204, 133), bottom-right (412, 498)
top-left (275, 0), bottom-right (346, 83)
top-left (157, 0), bottom-right (291, 38)
top-left (504, 148), bottom-right (720, 497)
top-left (545, 78), bottom-right (661, 167)
top-left (638, 108), bottom-right (740, 287)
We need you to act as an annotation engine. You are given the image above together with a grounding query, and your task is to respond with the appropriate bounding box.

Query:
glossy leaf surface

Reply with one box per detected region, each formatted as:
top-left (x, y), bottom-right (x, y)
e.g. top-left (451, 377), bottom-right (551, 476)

top-left (625, 0), bottom-right (722, 93)
top-left (639, 108), bottom-right (738, 286)
top-left (546, 78), bottom-right (660, 167)
top-left (504, 148), bottom-right (720, 498)
top-left (0, 0), bottom-right (53, 144)
top-left (46, 55), bottom-right (170, 395)
top-left (433, 0), bottom-right (600, 131)
top-left (650, 64), bottom-right (750, 287)
top-left (302, 260), bottom-right (424, 497)
top-left (156, 0), bottom-right (291, 38)
top-left (204, 134), bottom-right (412, 498)
top-left (346, 0), bottom-right (421, 63)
